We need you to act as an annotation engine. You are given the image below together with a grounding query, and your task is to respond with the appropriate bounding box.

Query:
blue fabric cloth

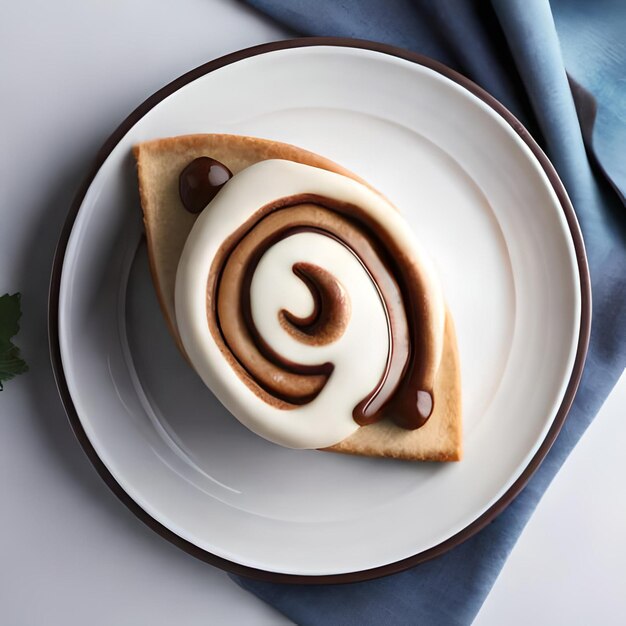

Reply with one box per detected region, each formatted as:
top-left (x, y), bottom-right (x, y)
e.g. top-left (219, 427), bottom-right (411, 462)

top-left (234, 1), bottom-right (626, 624)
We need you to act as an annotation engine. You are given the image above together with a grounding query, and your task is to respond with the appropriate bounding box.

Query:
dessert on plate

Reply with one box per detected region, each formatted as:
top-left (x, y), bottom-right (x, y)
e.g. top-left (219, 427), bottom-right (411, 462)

top-left (133, 134), bottom-right (461, 461)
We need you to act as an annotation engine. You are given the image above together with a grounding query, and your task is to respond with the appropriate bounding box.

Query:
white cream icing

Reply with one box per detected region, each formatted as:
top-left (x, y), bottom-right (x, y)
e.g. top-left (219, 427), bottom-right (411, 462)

top-left (175, 159), bottom-right (444, 449)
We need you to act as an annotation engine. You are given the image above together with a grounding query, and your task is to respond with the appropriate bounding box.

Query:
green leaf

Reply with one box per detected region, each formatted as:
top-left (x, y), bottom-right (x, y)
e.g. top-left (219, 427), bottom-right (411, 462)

top-left (0, 293), bottom-right (28, 390)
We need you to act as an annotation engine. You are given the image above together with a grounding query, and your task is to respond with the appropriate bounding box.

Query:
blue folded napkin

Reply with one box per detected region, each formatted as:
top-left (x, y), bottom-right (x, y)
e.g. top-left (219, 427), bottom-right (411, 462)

top-left (234, 1), bottom-right (626, 624)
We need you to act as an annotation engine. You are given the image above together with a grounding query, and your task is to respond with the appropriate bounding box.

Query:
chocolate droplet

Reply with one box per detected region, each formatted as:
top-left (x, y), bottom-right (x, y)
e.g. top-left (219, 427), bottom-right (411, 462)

top-left (179, 156), bottom-right (233, 213)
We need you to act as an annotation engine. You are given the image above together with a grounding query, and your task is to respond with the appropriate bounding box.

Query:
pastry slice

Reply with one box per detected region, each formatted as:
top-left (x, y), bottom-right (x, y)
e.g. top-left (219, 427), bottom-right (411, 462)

top-left (133, 134), bottom-right (462, 461)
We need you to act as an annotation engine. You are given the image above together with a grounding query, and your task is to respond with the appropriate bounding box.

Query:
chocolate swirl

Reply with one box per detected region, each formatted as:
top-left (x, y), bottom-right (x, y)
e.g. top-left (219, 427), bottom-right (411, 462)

top-left (206, 191), bottom-right (438, 430)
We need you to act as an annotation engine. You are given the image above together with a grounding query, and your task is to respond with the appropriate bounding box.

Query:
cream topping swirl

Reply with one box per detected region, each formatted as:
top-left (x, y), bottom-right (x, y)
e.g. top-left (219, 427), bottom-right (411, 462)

top-left (175, 159), bottom-right (445, 449)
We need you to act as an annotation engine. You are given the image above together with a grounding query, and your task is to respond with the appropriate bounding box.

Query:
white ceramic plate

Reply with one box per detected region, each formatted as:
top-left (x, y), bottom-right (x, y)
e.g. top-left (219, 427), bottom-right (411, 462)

top-left (51, 40), bottom-right (589, 580)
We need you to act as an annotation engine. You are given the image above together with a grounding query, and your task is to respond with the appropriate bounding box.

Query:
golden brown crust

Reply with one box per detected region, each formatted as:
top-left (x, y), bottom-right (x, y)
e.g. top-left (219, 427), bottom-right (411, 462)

top-left (133, 133), bottom-right (462, 461)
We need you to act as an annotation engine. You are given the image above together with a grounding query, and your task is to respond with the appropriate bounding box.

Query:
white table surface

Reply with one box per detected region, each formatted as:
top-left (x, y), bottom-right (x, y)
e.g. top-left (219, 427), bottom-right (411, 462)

top-left (1, 1), bottom-right (624, 624)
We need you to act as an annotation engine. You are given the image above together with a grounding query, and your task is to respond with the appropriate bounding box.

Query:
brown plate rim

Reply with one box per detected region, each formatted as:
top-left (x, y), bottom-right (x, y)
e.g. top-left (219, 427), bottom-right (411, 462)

top-left (48, 37), bottom-right (592, 584)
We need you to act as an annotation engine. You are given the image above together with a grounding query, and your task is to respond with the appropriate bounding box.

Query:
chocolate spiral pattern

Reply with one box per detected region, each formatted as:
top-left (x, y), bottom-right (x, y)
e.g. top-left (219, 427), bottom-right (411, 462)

top-left (175, 158), bottom-right (446, 448)
top-left (205, 186), bottom-right (439, 431)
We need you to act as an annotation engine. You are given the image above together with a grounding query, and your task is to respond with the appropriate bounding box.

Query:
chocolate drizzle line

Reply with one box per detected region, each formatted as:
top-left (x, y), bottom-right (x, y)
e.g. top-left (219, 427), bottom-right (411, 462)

top-left (207, 192), bottom-right (438, 430)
